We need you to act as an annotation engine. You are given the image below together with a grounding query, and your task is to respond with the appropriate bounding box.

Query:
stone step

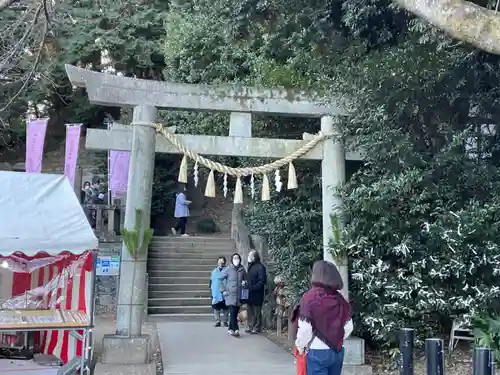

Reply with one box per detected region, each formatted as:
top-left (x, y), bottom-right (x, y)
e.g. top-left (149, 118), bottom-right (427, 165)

top-left (148, 297), bottom-right (211, 307)
top-left (148, 283), bottom-right (207, 292)
top-left (148, 252), bottom-right (225, 260)
top-left (147, 258), bottom-right (215, 266)
top-left (148, 246), bottom-right (235, 253)
top-left (148, 305), bottom-right (213, 314)
top-left (147, 313), bottom-right (213, 321)
top-left (147, 263), bottom-right (215, 272)
top-left (150, 239), bottom-right (235, 246)
top-left (149, 276), bottom-right (207, 285)
top-left (151, 237), bottom-right (233, 245)
top-left (148, 290), bottom-right (211, 299)
top-left (148, 270), bottom-right (211, 278)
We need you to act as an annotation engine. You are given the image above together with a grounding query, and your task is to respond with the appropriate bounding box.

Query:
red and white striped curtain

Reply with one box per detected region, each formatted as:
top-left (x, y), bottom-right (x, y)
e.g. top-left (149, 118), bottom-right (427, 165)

top-left (0, 251), bottom-right (93, 363)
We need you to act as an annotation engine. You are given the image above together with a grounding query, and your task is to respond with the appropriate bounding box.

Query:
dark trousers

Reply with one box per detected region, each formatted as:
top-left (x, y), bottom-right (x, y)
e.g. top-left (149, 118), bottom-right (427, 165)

top-left (247, 304), bottom-right (262, 332)
top-left (174, 217), bottom-right (187, 234)
top-left (228, 305), bottom-right (240, 331)
top-left (307, 348), bottom-right (344, 375)
top-left (212, 301), bottom-right (228, 323)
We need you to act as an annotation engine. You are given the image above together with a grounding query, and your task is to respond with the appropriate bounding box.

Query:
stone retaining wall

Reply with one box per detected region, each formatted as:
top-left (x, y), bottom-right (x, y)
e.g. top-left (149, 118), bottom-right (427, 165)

top-left (95, 241), bottom-right (121, 316)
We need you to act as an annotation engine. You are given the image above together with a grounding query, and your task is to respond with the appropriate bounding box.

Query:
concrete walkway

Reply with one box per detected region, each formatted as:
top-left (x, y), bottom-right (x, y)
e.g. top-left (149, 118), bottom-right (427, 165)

top-left (158, 322), bottom-right (295, 375)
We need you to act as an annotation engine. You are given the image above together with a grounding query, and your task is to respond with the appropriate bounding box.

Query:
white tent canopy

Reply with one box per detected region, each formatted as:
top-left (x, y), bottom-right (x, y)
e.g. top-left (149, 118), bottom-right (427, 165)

top-left (0, 171), bottom-right (98, 255)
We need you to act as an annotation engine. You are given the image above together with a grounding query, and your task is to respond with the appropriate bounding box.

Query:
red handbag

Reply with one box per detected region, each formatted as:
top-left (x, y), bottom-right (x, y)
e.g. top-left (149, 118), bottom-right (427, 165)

top-left (293, 346), bottom-right (307, 375)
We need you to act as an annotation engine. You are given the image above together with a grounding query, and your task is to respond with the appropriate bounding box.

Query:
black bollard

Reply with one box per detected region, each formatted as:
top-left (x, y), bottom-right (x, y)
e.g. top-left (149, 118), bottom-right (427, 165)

top-left (425, 338), bottom-right (444, 375)
top-left (473, 348), bottom-right (493, 375)
top-left (399, 328), bottom-right (415, 375)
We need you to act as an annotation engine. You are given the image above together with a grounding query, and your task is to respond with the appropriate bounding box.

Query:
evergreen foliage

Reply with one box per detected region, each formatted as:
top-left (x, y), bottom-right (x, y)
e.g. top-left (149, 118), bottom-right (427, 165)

top-left (3, 0), bottom-right (500, 350)
top-left (123, 209), bottom-right (154, 260)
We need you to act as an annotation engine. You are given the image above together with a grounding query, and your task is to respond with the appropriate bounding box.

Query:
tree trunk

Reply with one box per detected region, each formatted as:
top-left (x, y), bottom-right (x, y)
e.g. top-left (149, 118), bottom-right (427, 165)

top-left (395, 0), bottom-right (500, 55)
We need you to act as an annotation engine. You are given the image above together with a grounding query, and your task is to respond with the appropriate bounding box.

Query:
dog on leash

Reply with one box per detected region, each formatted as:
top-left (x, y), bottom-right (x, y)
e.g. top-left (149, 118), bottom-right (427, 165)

top-left (238, 304), bottom-right (248, 325)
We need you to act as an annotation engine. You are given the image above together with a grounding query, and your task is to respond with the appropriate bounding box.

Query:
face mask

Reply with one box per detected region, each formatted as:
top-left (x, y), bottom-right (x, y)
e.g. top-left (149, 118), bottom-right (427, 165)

top-left (218, 263), bottom-right (225, 269)
top-left (248, 256), bottom-right (253, 263)
top-left (232, 259), bottom-right (240, 266)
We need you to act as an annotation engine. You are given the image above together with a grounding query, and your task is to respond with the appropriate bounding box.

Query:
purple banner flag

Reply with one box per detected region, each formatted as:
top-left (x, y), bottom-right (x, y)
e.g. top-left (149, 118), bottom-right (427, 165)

top-left (25, 118), bottom-right (48, 173)
top-left (109, 150), bottom-right (130, 199)
top-left (64, 124), bottom-right (82, 188)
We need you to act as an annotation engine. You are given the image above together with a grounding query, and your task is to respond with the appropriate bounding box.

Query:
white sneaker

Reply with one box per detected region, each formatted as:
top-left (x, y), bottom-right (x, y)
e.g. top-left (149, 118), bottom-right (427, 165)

top-left (171, 228), bottom-right (177, 235)
top-left (227, 329), bottom-right (234, 335)
top-left (234, 330), bottom-right (240, 337)
top-left (181, 234), bottom-right (190, 237)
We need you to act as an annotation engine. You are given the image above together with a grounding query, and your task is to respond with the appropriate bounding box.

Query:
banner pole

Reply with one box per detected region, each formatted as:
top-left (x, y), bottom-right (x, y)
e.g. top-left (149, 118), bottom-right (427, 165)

top-left (107, 121), bottom-right (112, 205)
top-left (425, 338), bottom-right (444, 375)
top-left (399, 328), bottom-right (414, 375)
top-left (473, 348), bottom-right (493, 375)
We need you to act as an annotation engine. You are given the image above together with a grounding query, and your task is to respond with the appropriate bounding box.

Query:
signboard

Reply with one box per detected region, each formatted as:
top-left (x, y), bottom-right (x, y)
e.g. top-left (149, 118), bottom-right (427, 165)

top-left (96, 255), bottom-right (120, 276)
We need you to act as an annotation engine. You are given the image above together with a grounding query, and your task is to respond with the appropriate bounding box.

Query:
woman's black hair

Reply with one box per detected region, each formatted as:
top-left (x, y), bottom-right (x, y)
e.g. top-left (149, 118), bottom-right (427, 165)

top-left (83, 181), bottom-right (91, 187)
top-left (217, 256), bottom-right (226, 263)
top-left (249, 250), bottom-right (261, 263)
top-left (291, 304), bottom-right (300, 323)
top-left (231, 253), bottom-right (242, 262)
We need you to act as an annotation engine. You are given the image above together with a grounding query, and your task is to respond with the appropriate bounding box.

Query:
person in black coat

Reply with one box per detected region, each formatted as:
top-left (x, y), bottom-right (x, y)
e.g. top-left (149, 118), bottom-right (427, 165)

top-left (245, 250), bottom-right (267, 334)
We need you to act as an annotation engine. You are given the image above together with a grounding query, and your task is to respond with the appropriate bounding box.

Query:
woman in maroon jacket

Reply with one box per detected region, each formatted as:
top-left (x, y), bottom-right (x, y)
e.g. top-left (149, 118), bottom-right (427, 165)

top-left (294, 260), bottom-right (353, 375)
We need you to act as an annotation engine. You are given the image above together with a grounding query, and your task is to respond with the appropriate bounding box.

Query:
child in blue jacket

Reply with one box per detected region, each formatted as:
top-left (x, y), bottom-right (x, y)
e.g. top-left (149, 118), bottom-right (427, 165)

top-left (210, 256), bottom-right (228, 327)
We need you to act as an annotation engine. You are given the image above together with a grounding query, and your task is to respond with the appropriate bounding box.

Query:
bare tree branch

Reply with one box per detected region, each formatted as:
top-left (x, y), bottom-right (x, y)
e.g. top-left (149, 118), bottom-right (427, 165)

top-left (394, 0), bottom-right (500, 55)
top-left (0, 13), bottom-right (47, 112)
top-left (0, 4), bottom-right (44, 73)
top-left (0, 0), bottom-right (53, 128)
top-left (0, 0), bottom-right (17, 12)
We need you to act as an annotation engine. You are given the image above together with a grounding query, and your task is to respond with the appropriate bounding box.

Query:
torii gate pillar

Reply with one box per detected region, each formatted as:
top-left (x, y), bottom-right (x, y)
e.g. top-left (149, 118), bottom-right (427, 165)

top-left (321, 116), bottom-right (348, 299)
top-left (115, 105), bottom-right (157, 337)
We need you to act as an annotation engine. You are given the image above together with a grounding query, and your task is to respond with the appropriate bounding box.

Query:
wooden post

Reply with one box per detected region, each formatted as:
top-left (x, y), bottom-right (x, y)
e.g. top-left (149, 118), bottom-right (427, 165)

top-left (95, 206), bottom-right (103, 237)
top-left (276, 310), bottom-right (282, 336)
top-left (287, 306), bottom-right (294, 343)
top-left (107, 206), bottom-right (116, 238)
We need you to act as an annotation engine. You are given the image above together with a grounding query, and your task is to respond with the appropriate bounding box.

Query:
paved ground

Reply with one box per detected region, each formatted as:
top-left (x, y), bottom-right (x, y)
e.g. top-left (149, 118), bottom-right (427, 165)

top-left (93, 317), bottom-right (159, 375)
top-left (158, 321), bottom-right (296, 375)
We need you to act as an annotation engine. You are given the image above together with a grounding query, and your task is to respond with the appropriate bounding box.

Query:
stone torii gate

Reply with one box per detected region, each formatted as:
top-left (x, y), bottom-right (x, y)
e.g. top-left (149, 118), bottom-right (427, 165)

top-left (65, 65), bottom-right (367, 371)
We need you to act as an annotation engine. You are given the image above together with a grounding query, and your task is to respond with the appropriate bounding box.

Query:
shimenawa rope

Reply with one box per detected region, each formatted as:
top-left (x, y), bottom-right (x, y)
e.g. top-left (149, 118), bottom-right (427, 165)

top-left (153, 123), bottom-right (327, 177)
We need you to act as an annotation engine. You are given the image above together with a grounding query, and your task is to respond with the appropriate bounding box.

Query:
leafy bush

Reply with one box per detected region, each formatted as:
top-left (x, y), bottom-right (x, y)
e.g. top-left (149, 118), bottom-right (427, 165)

top-left (196, 218), bottom-right (219, 233)
top-left (328, 40), bottom-right (500, 348)
top-left (245, 168), bottom-right (323, 305)
top-left (473, 313), bottom-right (500, 359)
top-left (151, 155), bottom-right (180, 216)
top-left (472, 313), bottom-right (500, 359)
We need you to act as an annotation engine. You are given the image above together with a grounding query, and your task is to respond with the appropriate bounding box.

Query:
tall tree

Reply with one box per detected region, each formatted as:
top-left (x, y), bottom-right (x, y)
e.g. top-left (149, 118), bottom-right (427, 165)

top-left (395, 0), bottom-right (500, 54)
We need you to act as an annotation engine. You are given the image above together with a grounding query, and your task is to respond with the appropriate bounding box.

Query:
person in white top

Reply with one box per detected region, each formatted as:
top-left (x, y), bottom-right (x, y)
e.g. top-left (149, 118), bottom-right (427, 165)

top-left (294, 260), bottom-right (353, 375)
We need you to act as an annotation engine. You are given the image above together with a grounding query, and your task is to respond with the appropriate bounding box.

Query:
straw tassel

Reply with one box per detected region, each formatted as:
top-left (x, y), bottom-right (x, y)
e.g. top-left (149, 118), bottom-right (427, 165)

top-left (223, 173), bottom-right (228, 197)
top-left (193, 161), bottom-right (199, 187)
top-left (275, 169), bottom-right (282, 192)
top-left (205, 170), bottom-right (216, 197)
top-left (261, 174), bottom-right (270, 201)
top-left (178, 155), bottom-right (188, 183)
top-left (287, 162), bottom-right (298, 189)
top-left (234, 177), bottom-right (243, 204)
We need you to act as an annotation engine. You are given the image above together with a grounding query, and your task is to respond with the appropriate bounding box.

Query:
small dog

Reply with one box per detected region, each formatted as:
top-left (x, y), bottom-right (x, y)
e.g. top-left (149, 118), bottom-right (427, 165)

top-left (238, 304), bottom-right (248, 325)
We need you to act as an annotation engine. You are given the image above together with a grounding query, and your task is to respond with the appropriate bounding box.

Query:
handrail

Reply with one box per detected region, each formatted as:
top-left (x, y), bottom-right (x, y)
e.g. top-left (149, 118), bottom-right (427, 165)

top-left (231, 204), bottom-right (269, 267)
top-left (231, 204), bottom-right (254, 267)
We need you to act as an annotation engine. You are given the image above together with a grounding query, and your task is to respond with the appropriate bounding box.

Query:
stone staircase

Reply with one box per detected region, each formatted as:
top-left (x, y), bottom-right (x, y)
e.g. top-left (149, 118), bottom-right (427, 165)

top-left (147, 236), bottom-right (236, 317)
